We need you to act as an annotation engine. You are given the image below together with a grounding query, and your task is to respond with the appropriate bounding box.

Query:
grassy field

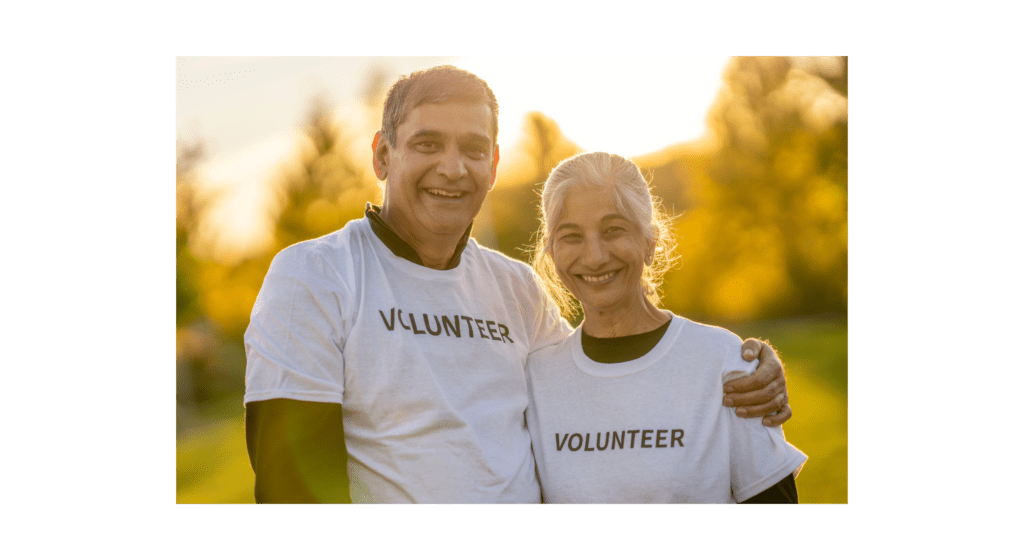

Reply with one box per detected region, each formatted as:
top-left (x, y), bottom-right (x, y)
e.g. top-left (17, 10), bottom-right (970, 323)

top-left (730, 315), bottom-right (848, 503)
top-left (176, 315), bottom-right (847, 504)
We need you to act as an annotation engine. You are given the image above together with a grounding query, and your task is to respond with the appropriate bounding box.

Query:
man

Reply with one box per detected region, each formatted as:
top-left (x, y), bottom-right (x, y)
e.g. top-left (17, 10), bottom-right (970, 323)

top-left (244, 65), bottom-right (791, 503)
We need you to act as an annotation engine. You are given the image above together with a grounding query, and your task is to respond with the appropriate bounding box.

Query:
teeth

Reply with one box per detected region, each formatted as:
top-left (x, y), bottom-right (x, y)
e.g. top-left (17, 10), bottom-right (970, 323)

top-left (427, 189), bottom-right (462, 198)
top-left (580, 272), bottom-right (616, 283)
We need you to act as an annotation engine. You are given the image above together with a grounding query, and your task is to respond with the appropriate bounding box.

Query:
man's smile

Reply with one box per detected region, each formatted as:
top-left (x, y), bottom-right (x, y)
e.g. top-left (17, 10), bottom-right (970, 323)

top-left (425, 188), bottom-right (466, 199)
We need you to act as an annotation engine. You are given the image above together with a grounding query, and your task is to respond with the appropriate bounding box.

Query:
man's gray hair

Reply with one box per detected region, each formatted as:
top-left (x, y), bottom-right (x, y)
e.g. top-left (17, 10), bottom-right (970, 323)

top-left (380, 65), bottom-right (499, 148)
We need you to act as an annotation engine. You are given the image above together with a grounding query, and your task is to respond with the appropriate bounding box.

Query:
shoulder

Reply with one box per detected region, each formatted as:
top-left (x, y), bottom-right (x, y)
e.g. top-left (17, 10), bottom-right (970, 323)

top-left (670, 316), bottom-right (754, 380)
top-left (526, 330), bottom-right (576, 371)
top-left (268, 219), bottom-right (368, 280)
top-left (466, 240), bottom-right (533, 274)
top-left (466, 241), bottom-right (547, 292)
top-left (255, 220), bottom-right (373, 314)
top-left (677, 316), bottom-right (744, 351)
top-left (529, 329), bottom-right (574, 360)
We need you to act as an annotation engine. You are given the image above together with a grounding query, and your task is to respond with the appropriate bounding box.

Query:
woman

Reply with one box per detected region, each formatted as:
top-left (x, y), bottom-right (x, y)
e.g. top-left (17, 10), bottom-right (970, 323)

top-left (526, 152), bottom-right (806, 503)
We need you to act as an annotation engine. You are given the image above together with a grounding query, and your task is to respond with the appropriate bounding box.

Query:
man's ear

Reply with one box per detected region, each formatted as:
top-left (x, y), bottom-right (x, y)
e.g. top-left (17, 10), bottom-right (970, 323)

top-left (489, 144), bottom-right (500, 188)
top-left (372, 131), bottom-right (388, 180)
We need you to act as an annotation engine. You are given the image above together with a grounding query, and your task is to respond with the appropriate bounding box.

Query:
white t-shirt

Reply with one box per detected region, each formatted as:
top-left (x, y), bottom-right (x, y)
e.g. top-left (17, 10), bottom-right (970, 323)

top-left (525, 315), bottom-right (807, 503)
top-left (244, 217), bottom-right (571, 503)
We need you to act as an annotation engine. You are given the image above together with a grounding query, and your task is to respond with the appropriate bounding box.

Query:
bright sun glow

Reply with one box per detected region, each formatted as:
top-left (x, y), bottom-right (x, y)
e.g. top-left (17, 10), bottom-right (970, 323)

top-left (457, 55), bottom-right (732, 157)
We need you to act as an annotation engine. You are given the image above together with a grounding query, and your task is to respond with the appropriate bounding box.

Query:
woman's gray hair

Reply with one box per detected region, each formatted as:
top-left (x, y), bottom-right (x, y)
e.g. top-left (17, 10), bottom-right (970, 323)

top-left (531, 152), bottom-right (678, 318)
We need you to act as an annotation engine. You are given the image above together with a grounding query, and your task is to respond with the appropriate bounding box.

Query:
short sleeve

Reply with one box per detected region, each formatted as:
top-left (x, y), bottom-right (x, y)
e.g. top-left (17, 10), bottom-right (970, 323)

top-left (243, 245), bottom-right (349, 405)
top-left (729, 415), bottom-right (807, 502)
top-left (718, 330), bottom-right (807, 503)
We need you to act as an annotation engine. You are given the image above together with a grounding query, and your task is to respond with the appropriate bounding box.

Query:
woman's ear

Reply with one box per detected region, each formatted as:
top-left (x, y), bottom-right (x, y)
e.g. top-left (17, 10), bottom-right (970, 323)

top-left (645, 236), bottom-right (657, 266)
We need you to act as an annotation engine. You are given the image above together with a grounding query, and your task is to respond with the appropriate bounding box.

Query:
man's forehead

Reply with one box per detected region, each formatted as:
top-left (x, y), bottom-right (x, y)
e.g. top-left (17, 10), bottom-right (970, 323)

top-left (398, 101), bottom-right (496, 143)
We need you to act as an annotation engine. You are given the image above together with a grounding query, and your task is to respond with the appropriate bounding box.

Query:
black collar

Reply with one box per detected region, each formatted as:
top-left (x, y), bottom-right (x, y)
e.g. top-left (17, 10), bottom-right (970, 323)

top-left (364, 203), bottom-right (473, 270)
top-left (580, 319), bottom-right (672, 363)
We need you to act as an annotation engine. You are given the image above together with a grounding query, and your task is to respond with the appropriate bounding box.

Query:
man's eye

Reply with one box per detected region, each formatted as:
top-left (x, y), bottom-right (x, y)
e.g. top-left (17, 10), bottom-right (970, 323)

top-left (465, 146), bottom-right (487, 159)
top-left (416, 141), bottom-right (439, 151)
top-left (558, 233), bottom-right (582, 243)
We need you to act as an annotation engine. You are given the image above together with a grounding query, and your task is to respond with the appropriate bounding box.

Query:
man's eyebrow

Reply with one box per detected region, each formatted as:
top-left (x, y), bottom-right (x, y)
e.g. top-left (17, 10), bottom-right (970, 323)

top-left (601, 213), bottom-right (629, 223)
top-left (554, 222), bottom-right (580, 233)
top-left (406, 130), bottom-right (493, 146)
top-left (460, 132), bottom-right (493, 145)
top-left (407, 129), bottom-right (443, 140)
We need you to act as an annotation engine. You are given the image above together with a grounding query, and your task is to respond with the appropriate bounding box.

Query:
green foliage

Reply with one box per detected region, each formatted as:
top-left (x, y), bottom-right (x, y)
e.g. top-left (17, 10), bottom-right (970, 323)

top-left (175, 143), bottom-right (212, 328)
top-left (486, 112), bottom-right (581, 263)
top-left (270, 97), bottom-right (380, 251)
top-left (661, 56), bottom-right (848, 322)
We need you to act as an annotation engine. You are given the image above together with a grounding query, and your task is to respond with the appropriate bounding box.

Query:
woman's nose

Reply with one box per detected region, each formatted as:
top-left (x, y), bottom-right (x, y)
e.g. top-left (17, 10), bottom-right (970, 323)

top-left (579, 237), bottom-right (608, 267)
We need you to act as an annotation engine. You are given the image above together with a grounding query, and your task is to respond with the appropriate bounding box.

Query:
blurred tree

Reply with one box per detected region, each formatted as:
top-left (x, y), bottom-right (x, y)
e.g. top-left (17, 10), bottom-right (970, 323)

top-left (662, 56), bottom-right (848, 322)
top-left (193, 96), bottom-right (382, 342)
top-left (268, 95), bottom-right (381, 251)
top-left (488, 112), bottom-right (581, 262)
top-left (176, 141), bottom-right (210, 327)
top-left (177, 140), bottom-right (239, 424)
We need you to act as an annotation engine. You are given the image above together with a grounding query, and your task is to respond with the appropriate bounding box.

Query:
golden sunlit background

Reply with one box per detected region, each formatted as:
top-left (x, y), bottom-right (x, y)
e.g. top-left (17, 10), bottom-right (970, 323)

top-left (176, 56), bottom-right (848, 504)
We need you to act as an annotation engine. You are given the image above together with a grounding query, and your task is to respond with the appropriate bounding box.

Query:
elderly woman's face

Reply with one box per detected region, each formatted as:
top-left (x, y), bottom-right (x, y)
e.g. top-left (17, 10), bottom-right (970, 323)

top-left (550, 185), bottom-right (650, 315)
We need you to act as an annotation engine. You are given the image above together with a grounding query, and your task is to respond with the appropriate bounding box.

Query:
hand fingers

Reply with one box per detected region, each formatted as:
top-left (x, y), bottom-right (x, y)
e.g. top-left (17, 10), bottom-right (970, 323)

top-left (725, 342), bottom-right (782, 394)
top-left (761, 404), bottom-right (792, 428)
top-left (741, 338), bottom-right (763, 361)
top-left (724, 378), bottom-right (785, 407)
top-left (732, 387), bottom-right (787, 416)
top-left (724, 368), bottom-right (773, 394)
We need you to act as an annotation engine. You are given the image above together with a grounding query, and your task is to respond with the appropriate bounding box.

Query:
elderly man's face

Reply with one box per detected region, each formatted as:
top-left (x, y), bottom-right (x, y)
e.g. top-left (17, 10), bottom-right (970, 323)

top-left (375, 101), bottom-right (499, 244)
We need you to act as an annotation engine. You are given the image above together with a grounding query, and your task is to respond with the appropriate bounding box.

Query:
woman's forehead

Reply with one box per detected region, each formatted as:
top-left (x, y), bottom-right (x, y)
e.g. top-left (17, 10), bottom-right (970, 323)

top-left (556, 188), bottom-right (632, 226)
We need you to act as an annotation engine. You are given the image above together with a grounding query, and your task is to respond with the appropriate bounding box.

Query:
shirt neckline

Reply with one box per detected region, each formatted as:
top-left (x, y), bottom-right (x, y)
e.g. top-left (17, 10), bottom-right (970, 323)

top-left (364, 203), bottom-right (473, 270)
top-left (571, 315), bottom-right (686, 378)
top-left (579, 319), bottom-right (672, 363)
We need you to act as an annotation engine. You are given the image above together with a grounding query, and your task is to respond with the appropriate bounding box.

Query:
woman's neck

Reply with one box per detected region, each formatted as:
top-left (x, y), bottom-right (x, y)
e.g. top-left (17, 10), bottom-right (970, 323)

top-left (581, 295), bottom-right (671, 338)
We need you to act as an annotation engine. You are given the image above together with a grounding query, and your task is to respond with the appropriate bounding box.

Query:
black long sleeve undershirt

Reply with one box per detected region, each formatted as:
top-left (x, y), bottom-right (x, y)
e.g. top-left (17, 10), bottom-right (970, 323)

top-left (245, 398), bottom-right (352, 503)
top-left (741, 473), bottom-right (798, 503)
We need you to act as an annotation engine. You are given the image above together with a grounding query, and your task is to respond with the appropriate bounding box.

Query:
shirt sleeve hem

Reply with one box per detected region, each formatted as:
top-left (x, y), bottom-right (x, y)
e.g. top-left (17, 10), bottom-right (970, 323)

top-left (243, 390), bottom-right (344, 406)
top-left (732, 453), bottom-right (808, 503)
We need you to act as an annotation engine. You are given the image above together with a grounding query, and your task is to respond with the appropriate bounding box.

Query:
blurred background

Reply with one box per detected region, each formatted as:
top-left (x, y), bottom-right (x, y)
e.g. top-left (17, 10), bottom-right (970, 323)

top-left (176, 55), bottom-right (847, 504)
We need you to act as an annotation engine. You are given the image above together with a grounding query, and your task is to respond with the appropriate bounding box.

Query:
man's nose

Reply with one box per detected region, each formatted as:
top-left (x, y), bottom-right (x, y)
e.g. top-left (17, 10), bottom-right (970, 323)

top-left (436, 148), bottom-right (468, 181)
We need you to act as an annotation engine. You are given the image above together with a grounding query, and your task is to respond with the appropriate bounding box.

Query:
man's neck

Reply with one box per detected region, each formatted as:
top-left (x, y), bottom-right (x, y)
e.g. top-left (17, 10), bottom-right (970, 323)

top-left (405, 237), bottom-right (460, 270)
top-left (365, 204), bottom-right (472, 270)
